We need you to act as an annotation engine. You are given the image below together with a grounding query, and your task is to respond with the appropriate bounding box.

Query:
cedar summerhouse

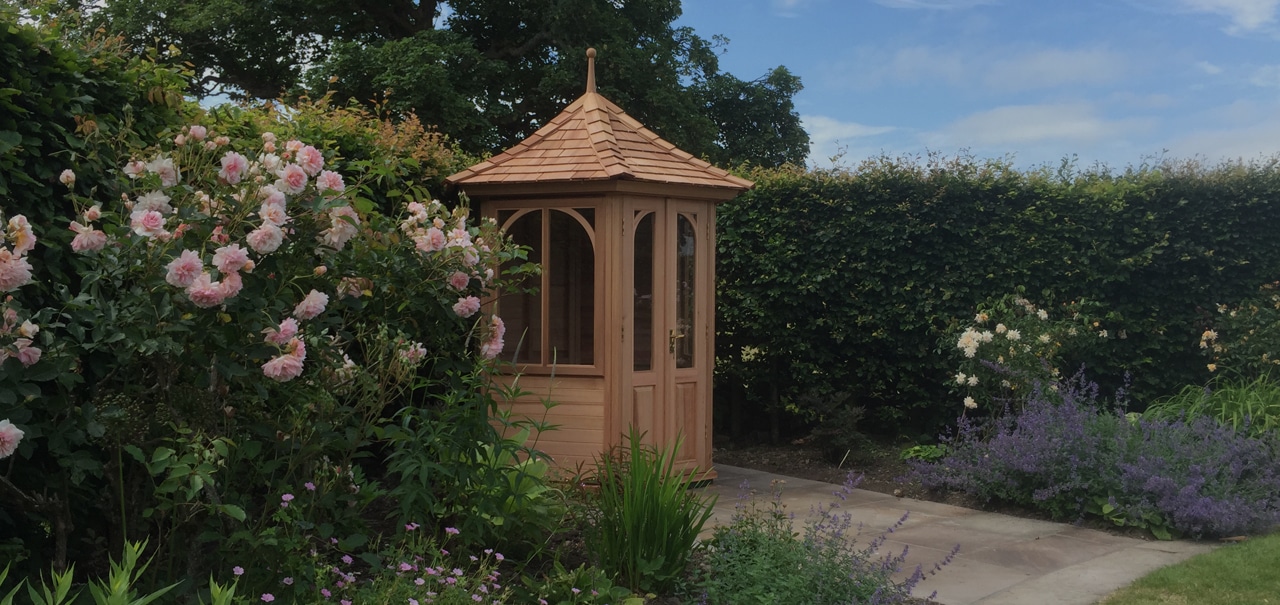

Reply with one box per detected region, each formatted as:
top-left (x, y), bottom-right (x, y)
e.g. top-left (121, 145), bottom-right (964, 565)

top-left (445, 49), bottom-right (752, 477)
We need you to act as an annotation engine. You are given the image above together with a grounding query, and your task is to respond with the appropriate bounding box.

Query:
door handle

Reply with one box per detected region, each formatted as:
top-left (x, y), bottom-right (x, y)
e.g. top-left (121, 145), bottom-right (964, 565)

top-left (668, 329), bottom-right (685, 354)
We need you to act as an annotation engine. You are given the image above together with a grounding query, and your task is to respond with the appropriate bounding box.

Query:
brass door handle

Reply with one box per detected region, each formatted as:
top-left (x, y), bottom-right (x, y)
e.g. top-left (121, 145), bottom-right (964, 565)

top-left (668, 329), bottom-right (685, 354)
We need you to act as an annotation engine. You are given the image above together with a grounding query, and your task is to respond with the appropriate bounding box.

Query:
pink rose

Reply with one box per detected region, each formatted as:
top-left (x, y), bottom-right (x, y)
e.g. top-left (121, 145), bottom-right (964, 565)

top-left (130, 209), bottom-right (168, 239)
top-left (185, 272), bottom-right (226, 308)
top-left (452, 296), bottom-right (481, 318)
top-left (285, 139), bottom-right (303, 153)
top-left (297, 145), bottom-right (324, 176)
top-left (479, 316), bottom-right (506, 359)
top-left (219, 271), bottom-right (243, 299)
top-left (69, 225), bottom-right (107, 253)
top-left (218, 151), bottom-right (249, 185)
top-left (147, 157), bottom-right (180, 187)
top-left (210, 226), bottom-right (231, 245)
top-left (316, 170), bottom-right (344, 193)
top-left (123, 160), bottom-right (146, 179)
top-left (14, 340), bottom-right (41, 367)
top-left (414, 228), bottom-right (447, 253)
top-left (0, 419), bottom-right (23, 459)
top-left (258, 203), bottom-right (288, 227)
top-left (246, 223), bottom-right (284, 254)
top-left (189, 125), bottom-right (207, 141)
top-left (134, 191), bottom-right (173, 214)
top-left (293, 290), bottom-right (329, 320)
top-left (8, 215), bottom-right (36, 257)
top-left (165, 250), bottom-right (204, 287)
top-left (449, 271), bottom-right (470, 291)
top-left (262, 132), bottom-right (277, 144)
top-left (276, 163), bottom-right (308, 194)
top-left (0, 250), bottom-right (34, 291)
top-left (59, 169), bottom-right (75, 187)
top-left (263, 317), bottom-right (299, 345)
top-left (213, 244), bottom-right (250, 274)
top-left (262, 351), bottom-right (305, 382)
top-left (320, 206), bottom-right (359, 250)
top-left (84, 205), bottom-right (102, 221)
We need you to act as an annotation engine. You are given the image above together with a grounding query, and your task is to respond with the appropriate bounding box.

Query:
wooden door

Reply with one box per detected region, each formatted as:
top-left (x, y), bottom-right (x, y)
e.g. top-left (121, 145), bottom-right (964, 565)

top-left (623, 198), bottom-right (711, 471)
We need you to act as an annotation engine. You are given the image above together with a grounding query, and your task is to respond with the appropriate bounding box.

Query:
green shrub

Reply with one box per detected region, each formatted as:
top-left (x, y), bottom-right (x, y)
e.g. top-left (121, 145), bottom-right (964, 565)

top-left (693, 477), bottom-right (940, 605)
top-left (586, 429), bottom-right (716, 594)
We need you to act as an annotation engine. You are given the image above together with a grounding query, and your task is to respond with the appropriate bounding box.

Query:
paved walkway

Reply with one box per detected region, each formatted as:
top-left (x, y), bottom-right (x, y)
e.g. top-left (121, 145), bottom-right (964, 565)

top-left (692, 465), bottom-right (1217, 605)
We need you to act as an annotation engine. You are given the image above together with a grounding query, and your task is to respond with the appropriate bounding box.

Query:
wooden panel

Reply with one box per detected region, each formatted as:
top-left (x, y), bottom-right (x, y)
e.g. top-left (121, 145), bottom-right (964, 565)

top-left (632, 384), bottom-right (656, 440)
top-left (675, 381), bottom-right (698, 462)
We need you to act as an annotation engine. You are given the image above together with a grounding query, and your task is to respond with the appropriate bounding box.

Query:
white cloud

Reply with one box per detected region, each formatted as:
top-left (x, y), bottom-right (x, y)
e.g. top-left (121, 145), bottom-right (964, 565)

top-left (1110, 91), bottom-right (1177, 109)
top-left (874, 0), bottom-right (999, 8)
top-left (1195, 60), bottom-right (1224, 74)
top-left (772, 0), bottom-right (812, 16)
top-left (983, 49), bottom-right (1128, 92)
top-left (1166, 119), bottom-right (1280, 160)
top-left (933, 103), bottom-right (1153, 146)
top-left (801, 115), bottom-right (895, 166)
top-left (1177, 0), bottom-right (1279, 32)
top-left (1249, 64), bottom-right (1280, 86)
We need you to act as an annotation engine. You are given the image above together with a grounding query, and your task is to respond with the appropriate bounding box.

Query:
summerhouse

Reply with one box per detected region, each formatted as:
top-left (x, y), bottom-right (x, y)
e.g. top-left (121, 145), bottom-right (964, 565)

top-left (445, 49), bottom-right (752, 477)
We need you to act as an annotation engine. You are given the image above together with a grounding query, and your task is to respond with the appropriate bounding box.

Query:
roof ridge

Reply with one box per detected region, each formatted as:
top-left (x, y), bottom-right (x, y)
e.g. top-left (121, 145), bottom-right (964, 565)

top-left (582, 92), bottom-right (631, 178)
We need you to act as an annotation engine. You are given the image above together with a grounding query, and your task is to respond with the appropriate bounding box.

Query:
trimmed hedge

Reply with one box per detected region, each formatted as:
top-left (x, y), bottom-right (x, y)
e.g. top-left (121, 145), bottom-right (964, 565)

top-left (716, 156), bottom-right (1280, 437)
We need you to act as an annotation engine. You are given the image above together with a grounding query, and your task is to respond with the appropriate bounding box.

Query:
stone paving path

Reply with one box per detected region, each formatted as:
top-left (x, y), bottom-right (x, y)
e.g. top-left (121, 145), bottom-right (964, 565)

top-left (692, 465), bottom-right (1217, 605)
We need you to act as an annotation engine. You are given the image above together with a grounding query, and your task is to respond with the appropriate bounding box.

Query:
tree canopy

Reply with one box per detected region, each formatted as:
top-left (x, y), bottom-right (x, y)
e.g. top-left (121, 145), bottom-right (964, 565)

top-left (88, 0), bottom-right (809, 166)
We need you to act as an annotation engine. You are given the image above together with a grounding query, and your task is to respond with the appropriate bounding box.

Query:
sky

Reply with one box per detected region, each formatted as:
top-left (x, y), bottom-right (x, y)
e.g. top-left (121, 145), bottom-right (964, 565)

top-left (674, 0), bottom-right (1280, 170)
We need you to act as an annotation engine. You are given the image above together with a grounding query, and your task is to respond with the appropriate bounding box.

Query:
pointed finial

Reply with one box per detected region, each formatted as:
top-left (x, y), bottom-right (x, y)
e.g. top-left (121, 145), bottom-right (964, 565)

top-left (586, 48), bottom-right (597, 94)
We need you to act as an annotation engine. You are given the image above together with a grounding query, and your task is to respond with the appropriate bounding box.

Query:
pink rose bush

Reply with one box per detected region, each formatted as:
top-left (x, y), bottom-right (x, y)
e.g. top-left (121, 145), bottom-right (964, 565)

top-left (0, 418), bottom-right (23, 459)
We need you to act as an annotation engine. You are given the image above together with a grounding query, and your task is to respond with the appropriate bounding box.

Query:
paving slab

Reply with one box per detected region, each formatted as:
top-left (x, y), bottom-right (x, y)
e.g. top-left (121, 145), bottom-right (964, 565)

top-left (694, 464), bottom-right (1219, 605)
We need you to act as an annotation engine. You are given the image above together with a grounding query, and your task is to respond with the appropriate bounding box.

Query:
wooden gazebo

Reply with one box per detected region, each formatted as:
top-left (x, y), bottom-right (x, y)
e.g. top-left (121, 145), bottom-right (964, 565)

top-left (446, 49), bottom-right (752, 476)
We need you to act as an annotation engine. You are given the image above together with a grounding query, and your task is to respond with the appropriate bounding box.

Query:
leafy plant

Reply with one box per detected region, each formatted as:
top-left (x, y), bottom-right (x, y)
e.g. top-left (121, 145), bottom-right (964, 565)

top-left (586, 429), bottom-right (716, 594)
top-left (900, 443), bottom-right (948, 462)
top-left (693, 475), bottom-right (948, 605)
top-left (520, 561), bottom-right (640, 605)
top-left (1145, 376), bottom-right (1280, 437)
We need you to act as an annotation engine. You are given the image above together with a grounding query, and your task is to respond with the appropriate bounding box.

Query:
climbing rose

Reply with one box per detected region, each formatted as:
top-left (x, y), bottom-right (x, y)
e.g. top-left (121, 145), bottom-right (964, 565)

top-left (7, 215), bottom-right (35, 257)
top-left (130, 209), bottom-right (168, 239)
top-left (213, 244), bottom-right (250, 274)
top-left (262, 338), bottom-right (306, 382)
top-left (186, 272), bottom-right (226, 308)
top-left (479, 316), bottom-right (506, 360)
top-left (165, 250), bottom-right (204, 287)
top-left (0, 250), bottom-right (34, 291)
top-left (316, 170), bottom-right (344, 193)
top-left (449, 271), bottom-right (470, 291)
top-left (297, 145), bottom-right (324, 176)
top-left (219, 271), bottom-right (243, 299)
top-left (147, 156), bottom-right (180, 187)
top-left (219, 151), bottom-right (249, 185)
top-left (293, 290), bottom-right (329, 320)
top-left (59, 169), bottom-right (75, 187)
top-left (452, 296), bottom-right (481, 318)
top-left (189, 125), bottom-right (207, 141)
top-left (134, 191), bottom-right (174, 214)
top-left (246, 224), bottom-right (284, 254)
top-left (0, 419), bottom-right (23, 459)
top-left (263, 318), bottom-right (299, 345)
top-left (320, 206), bottom-right (359, 250)
top-left (414, 228), bottom-right (447, 253)
top-left (68, 225), bottom-right (108, 253)
top-left (276, 163), bottom-right (308, 194)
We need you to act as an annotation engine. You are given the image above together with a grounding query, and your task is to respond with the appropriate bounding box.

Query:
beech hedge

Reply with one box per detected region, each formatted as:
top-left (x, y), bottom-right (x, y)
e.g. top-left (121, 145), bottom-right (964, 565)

top-left (715, 156), bottom-right (1280, 437)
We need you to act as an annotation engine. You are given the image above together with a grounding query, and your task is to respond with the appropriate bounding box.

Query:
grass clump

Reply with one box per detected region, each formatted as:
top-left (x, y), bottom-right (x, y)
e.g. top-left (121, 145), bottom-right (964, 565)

top-left (1100, 533), bottom-right (1280, 605)
top-left (1144, 375), bottom-right (1280, 437)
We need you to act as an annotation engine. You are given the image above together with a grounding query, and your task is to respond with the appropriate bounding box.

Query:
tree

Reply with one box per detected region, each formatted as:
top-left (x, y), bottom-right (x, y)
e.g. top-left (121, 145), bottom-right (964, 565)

top-left (90, 0), bottom-right (808, 166)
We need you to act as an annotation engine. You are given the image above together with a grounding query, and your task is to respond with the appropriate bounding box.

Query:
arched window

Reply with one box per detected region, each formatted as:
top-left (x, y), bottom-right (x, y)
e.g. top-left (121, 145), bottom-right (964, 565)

top-left (498, 207), bottom-right (596, 367)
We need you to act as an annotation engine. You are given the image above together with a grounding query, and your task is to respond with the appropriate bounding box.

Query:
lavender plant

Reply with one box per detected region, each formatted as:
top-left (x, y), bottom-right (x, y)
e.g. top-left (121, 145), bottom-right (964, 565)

top-left (912, 374), bottom-right (1280, 538)
top-left (692, 475), bottom-right (953, 605)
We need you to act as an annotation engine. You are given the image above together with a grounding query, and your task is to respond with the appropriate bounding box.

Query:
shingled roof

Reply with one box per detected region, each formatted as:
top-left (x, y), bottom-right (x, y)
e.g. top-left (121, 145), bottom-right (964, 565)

top-left (445, 49), bottom-right (753, 192)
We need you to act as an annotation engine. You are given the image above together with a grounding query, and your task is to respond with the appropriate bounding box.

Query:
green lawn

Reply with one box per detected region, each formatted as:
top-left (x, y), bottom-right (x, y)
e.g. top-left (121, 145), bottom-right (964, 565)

top-left (1100, 532), bottom-right (1280, 605)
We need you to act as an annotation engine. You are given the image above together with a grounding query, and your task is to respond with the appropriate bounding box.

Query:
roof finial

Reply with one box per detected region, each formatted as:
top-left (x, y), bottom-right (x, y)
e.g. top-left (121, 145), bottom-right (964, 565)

top-left (586, 48), bottom-right (597, 94)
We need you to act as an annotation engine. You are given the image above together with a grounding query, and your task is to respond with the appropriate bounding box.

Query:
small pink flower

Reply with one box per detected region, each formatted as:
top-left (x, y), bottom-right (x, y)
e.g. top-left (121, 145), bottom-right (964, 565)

top-left (281, 493), bottom-right (294, 502)
top-left (452, 296), bottom-right (481, 318)
top-left (305, 481), bottom-right (316, 491)
top-left (281, 577), bottom-right (293, 586)
top-left (218, 151), bottom-right (249, 185)
top-left (260, 594), bottom-right (274, 603)
top-left (210, 226), bottom-right (231, 245)
top-left (246, 223), bottom-right (285, 254)
top-left (165, 250), bottom-right (204, 287)
top-left (233, 566), bottom-right (244, 576)
top-left (445, 527), bottom-right (460, 535)
top-left (213, 244), bottom-right (250, 274)
top-left (0, 419), bottom-right (22, 457)
top-left (185, 272), bottom-right (226, 308)
top-left (293, 290), bottom-right (329, 320)
top-left (341, 555), bottom-right (353, 565)
top-left (189, 125), bottom-right (207, 141)
top-left (316, 170), bottom-right (344, 193)
top-left (320, 588), bottom-right (331, 598)
top-left (276, 163), bottom-right (308, 194)
top-left (59, 169), bottom-right (75, 187)
top-left (297, 145), bottom-right (324, 176)
top-left (449, 271), bottom-right (470, 291)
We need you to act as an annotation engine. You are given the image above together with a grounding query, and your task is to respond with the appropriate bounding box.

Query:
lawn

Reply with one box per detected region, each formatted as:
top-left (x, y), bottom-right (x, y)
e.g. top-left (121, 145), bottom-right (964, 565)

top-left (1101, 533), bottom-right (1280, 605)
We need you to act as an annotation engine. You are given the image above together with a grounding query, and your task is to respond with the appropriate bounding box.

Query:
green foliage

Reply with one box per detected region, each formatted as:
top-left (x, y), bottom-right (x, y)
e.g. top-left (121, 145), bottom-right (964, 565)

top-left (520, 562), bottom-right (641, 605)
top-left (587, 429), bottom-right (716, 594)
top-left (717, 157), bottom-right (1280, 436)
top-left (693, 479), bottom-right (925, 605)
top-left (900, 443), bottom-right (948, 462)
top-left (1200, 282), bottom-right (1280, 378)
top-left (91, 0), bottom-right (807, 165)
top-left (1099, 533), bottom-right (1280, 605)
top-left (1145, 376), bottom-right (1280, 437)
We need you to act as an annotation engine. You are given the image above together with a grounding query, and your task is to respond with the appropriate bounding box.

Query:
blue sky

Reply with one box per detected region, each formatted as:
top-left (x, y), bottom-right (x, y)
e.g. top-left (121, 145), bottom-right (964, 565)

top-left (675, 0), bottom-right (1280, 170)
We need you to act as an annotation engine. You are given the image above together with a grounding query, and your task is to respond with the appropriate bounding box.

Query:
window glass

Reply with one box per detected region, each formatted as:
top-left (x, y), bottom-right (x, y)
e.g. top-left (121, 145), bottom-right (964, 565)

top-left (675, 215), bottom-right (696, 368)
top-left (633, 212), bottom-right (654, 371)
top-left (500, 211), bottom-right (542, 363)
top-left (548, 210), bottom-right (595, 365)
